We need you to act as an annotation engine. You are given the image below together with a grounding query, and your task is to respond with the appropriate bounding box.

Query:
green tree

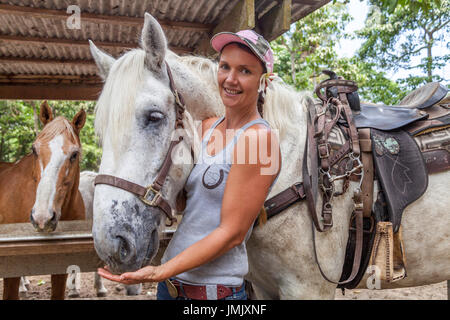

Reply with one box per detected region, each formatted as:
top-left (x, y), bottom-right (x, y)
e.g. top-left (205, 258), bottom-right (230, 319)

top-left (0, 100), bottom-right (101, 171)
top-left (272, 2), bottom-right (352, 89)
top-left (271, 1), bottom-right (405, 104)
top-left (357, 0), bottom-right (450, 88)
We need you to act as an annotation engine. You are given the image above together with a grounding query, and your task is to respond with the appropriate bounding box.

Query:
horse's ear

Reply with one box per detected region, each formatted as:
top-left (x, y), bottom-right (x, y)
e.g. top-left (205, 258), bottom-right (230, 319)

top-left (141, 13), bottom-right (167, 74)
top-left (39, 100), bottom-right (53, 126)
top-left (72, 109), bottom-right (86, 134)
top-left (89, 40), bottom-right (115, 80)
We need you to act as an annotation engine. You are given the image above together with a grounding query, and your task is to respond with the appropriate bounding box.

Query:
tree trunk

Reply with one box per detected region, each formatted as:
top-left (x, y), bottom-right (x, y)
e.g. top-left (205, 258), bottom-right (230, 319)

top-left (32, 101), bottom-right (39, 136)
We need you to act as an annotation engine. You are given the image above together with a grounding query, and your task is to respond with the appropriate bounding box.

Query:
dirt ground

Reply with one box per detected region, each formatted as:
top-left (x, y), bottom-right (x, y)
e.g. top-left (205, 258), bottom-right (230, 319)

top-left (0, 273), bottom-right (447, 300)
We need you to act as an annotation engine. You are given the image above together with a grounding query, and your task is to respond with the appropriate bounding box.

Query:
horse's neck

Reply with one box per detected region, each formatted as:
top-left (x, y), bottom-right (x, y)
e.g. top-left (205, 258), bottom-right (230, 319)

top-left (168, 56), bottom-right (224, 122)
top-left (0, 154), bottom-right (38, 223)
top-left (61, 165), bottom-right (85, 221)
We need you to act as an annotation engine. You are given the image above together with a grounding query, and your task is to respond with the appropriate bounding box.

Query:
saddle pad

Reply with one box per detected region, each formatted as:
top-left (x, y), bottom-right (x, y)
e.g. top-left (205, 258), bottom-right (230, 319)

top-left (354, 104), bottom-right (428, 130)
top-left (371, 129), bottom-right (428, 233)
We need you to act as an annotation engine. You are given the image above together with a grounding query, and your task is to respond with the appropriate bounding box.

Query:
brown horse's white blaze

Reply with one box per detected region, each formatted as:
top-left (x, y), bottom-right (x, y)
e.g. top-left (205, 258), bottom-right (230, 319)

top-left (30, 102), bottom-right (86, 232)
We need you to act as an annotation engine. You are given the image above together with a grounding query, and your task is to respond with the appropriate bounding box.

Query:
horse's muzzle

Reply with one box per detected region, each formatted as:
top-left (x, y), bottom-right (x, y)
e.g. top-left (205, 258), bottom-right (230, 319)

top-left (30, 208), bottom-right (58, 232)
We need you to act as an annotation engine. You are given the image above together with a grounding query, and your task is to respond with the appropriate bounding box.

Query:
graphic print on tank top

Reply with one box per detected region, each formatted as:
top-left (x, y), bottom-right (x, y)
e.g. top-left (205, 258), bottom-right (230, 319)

top-left (202, 165), bottom-right (224, 189)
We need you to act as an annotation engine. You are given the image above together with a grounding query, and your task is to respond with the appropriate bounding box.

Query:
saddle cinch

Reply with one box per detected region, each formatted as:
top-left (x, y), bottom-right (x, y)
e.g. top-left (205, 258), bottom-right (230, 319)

top-left (315, 71), bottom-right (450, 289)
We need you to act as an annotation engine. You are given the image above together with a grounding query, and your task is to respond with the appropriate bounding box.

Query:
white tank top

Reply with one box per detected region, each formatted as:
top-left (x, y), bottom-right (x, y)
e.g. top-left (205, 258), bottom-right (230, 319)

top-left (161, 116), bottom-right (279, 286)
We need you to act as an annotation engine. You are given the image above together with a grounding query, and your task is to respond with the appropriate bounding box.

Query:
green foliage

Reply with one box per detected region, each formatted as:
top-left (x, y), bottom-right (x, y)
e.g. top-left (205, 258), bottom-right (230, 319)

top-left (0, 100), bottom-right (101, 171)
top-left (358, 0), bottom-right (449, 88)
top-left (0, 101), bottom-right (36, 162)
top-left (371, 0), bottom-right (442, 13)
top-left (271, 1), bottom-right (406, 104)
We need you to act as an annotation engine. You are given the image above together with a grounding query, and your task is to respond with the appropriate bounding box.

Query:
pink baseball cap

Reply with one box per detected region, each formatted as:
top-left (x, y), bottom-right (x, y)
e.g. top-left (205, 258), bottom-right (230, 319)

top-left (211, 30), bottom-right (274, 74)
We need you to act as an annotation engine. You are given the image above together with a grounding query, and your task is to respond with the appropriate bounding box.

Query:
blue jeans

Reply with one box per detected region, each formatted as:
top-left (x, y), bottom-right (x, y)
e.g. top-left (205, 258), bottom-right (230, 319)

top-left (156, 280), bottom-right (247, 300)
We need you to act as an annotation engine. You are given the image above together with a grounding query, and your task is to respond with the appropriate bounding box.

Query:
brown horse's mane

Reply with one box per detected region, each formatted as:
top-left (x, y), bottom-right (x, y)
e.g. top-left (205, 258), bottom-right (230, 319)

top-left (37, 116), bottom-right (79, 146)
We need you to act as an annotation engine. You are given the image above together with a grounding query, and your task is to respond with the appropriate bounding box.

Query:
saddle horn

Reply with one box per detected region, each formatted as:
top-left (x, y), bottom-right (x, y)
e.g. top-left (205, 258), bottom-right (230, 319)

top-left (320, 70), bottom-right (361, 112)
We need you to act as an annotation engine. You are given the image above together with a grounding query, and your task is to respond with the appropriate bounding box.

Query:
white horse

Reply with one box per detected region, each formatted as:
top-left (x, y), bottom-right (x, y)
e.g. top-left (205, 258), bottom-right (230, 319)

top-left (71, 171), bottom-right (143, 297)
top-left (90, 13), bottom-right (450, 299)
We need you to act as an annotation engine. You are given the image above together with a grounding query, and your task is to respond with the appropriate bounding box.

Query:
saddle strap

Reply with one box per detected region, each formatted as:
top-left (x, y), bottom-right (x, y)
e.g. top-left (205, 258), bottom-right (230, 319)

top-left (359, 128), bottom-right (374, 218)
top-left (311, 205), bottom-right (364, 285)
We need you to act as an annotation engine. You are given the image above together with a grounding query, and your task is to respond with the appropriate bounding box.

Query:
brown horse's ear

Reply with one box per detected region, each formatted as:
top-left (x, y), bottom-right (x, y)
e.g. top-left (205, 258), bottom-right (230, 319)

top-left (39, 100), bottom-right (53, 126)
top-left (72, 109), bottom-right (86, 134)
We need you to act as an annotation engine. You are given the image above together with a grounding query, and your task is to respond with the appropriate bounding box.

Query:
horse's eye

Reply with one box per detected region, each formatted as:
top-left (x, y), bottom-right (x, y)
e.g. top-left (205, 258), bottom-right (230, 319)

top-left (147, 111), bottom-right (164, 123)
top-left (70, 152), bottom-right (78, 163)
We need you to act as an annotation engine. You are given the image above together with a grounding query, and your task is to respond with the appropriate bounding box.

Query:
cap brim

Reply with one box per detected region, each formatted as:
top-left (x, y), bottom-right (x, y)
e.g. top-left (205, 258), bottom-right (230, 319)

top-left (211, 32), bottom-right (248, 53)
top-left (211, 32), bottom-right (267, 70)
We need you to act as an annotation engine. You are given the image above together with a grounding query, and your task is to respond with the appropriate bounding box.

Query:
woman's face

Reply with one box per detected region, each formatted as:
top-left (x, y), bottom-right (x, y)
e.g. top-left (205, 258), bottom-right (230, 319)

top-left (217, 43), bottom-right (264, 110)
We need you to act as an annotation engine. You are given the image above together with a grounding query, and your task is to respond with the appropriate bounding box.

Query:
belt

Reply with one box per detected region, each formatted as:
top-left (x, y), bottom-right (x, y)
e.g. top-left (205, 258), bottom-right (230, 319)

top-left (165, 279), bottom-right (243, 300)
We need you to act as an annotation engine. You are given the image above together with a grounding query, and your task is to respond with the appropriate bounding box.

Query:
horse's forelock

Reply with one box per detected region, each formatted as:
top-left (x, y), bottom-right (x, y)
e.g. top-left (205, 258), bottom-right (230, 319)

top-left (37, 117), bottom-right (79, 147)
top-left (94, 49), bottom-right (147, 154)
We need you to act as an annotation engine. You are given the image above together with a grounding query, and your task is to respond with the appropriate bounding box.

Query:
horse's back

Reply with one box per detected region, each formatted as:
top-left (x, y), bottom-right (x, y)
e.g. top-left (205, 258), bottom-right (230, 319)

top-left (79, 171), bottom-right (97, 220)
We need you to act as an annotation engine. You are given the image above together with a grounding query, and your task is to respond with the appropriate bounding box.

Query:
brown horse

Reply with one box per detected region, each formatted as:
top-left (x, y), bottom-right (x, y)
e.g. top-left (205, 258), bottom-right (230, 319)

top-left (0, 101), bottom-right (86, 299)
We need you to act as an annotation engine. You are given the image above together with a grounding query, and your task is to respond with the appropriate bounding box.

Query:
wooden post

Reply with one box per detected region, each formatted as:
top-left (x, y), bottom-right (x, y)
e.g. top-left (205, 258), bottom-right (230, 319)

top-left (257, 0), bottom-right (292, 42)
top-left (194, 0), bottom-right (255, 57)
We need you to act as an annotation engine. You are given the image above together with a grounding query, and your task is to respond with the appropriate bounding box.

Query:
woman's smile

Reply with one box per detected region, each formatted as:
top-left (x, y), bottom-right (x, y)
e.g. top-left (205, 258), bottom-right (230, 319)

top-left (223, 87), bottom-right (243, 96)
top-left (218, 43), bottom-right (264, 109)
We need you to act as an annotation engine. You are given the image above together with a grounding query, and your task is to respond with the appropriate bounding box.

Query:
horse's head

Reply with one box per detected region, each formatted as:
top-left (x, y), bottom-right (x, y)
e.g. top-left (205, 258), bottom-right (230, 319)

top-left (90, 13), bottom-right (195, 273)
top-left (30, 101), bottom-right (86, 232)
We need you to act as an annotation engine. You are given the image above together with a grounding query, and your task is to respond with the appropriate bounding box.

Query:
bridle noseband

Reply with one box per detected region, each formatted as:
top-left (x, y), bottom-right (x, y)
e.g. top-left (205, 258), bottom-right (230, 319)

top-left (94, 63), bottom-right (186, 226)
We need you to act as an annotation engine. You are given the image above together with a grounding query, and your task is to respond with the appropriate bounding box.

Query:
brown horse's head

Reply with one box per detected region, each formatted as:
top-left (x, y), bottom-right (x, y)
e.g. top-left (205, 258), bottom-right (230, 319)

top-left (30, 101), bottom-right (86, 232)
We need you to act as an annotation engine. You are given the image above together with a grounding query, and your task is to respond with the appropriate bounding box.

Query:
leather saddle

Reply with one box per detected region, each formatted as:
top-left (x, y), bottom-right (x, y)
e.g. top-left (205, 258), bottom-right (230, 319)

top-left (318, 73), bottom-right (449, 289)
top-left (323, 75), bottom-right (448, 231)
top-left (354, 82), bottom-right (449, 130)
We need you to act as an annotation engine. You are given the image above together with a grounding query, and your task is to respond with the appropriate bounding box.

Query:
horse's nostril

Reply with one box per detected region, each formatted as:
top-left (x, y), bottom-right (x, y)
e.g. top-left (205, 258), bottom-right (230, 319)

top-left (50, 211), bottom-right (57, 223)
top-left (115, 236), bottom-right (134, 263)
top-left (30, 209), bottom-right (36, 225)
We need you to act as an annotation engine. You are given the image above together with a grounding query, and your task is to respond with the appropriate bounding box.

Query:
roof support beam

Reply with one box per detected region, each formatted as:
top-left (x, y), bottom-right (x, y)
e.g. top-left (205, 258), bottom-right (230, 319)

top-left (194, 0), bottom-right (256, 56)
top-left (0, 35), bottom-right (193, 55)
top-left (0, 84), bottom-right (102, 100)
top-left (0, 4), bottom-right (213, 33)
top-left (257, 0), bottom-right (292, 42)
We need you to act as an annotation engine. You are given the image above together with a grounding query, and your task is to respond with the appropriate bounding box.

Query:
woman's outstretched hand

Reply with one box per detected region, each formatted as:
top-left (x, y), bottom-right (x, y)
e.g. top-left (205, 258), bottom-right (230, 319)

top-left (97, 265), bottom-right (166, 285)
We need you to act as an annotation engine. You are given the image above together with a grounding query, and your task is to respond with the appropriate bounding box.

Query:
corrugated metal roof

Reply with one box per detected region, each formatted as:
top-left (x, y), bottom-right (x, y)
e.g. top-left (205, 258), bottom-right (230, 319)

top-left (0, 0), bottom-right (330, 99)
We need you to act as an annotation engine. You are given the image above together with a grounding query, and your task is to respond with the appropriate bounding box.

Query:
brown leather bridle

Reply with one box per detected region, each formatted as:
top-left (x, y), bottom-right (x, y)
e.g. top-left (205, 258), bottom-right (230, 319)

top-left (94, 63), bottom-right (185, 227)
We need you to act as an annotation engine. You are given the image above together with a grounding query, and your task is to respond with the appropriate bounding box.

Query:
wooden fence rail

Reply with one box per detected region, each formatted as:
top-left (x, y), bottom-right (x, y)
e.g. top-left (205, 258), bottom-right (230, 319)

top-left (0, 220), bottom-right (173, 278)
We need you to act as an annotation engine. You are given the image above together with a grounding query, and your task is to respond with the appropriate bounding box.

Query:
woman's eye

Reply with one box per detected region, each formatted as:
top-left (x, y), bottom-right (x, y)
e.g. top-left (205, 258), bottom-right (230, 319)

top-left (242, 68), bottom-right (251, 74)
top-left (147, 111), bottom-right (164, 123)
top-left (219, 64), bottom-right (229, 70)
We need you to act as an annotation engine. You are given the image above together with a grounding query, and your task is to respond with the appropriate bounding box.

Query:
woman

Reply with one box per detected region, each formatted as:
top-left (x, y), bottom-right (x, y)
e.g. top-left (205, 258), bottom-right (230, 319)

top-left (98, 30), bottom-right (281, 300)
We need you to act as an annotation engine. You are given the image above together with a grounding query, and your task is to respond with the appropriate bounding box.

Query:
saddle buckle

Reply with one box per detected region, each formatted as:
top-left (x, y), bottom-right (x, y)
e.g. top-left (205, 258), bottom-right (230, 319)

top-left (318, 142), bottom-right (331, 159)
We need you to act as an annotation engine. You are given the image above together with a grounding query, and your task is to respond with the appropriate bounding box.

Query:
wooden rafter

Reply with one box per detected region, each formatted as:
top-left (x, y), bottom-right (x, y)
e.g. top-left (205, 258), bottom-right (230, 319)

top-left (194, 0), bottom-right (256, 56)
top-left (0, 35), bottom-right (193, 55)
top-left (0, 3), bottom-right (213, 33)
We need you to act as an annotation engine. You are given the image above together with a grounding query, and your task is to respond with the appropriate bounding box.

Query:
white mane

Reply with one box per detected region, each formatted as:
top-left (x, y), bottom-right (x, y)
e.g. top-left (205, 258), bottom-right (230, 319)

top-left (94, 49), bottom-right (147, 153)
top-left (178, 55), bottom-right (312, 140)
